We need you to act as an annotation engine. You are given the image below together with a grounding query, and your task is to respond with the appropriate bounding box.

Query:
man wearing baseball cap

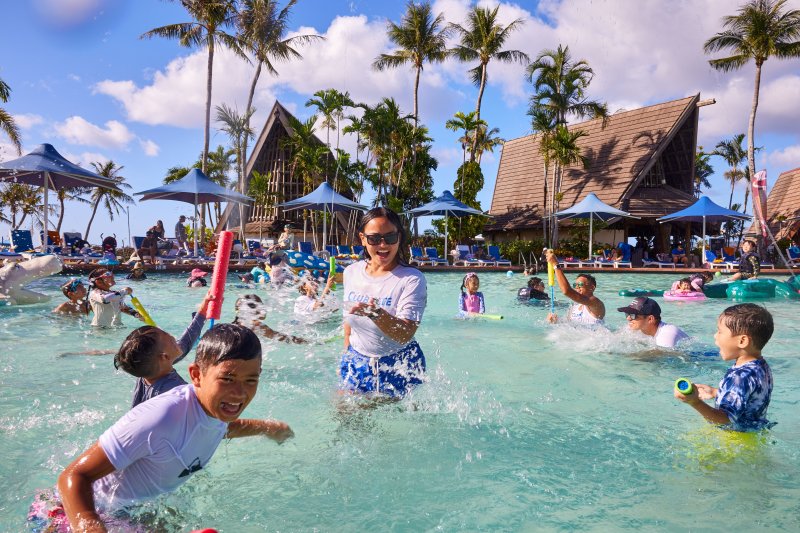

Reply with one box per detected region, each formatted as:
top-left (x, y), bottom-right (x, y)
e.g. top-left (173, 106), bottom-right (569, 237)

top-left (617, 297), bottom-right (689, 348)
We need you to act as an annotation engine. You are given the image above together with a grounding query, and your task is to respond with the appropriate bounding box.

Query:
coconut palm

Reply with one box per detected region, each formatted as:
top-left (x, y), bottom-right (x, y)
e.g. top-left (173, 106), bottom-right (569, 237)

top-left (529, 106), bottom-right (557, 245)
top-left (0, 183), bottom-right (40, 229)
top-left (55, 186), bottom-right (91, 235)
top-left (526, 44), bottom-right (608, 127)
top-left (471, 123), bottom-right (504, 165)
top-left (704, 0), bottom-right (800, 237)
top-left (85, 161), bottom-right (134, 240)
top-left (713, 133), bottom-right (748, 209)
top-left (372, 1), bottom-right (449, 127)
top-left (305, 89), bottom-right (353, 179)
top-left (0, 76), bottom-right (22, 155)
top-left (449, 5), bottom-right (528, 161)
top-left (549, 124), bottom-right (589, 245)
top-left (445, 110), bottom-right (482, 166)
top-left (236, 0), bottom-right (322, 167)
top-left (216, 103), bottom-right (254, 237)
top-left (693, 150), bottom-right (715, 197)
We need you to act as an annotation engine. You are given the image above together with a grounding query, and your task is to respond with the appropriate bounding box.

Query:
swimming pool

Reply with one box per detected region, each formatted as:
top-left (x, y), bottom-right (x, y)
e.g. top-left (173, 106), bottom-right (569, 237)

top-left (2, 271), bottom-right (799, 531)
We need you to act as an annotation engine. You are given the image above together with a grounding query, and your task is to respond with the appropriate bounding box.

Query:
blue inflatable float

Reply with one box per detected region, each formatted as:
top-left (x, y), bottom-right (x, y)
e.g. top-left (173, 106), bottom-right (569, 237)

top-left (703, 278), bottom-right (800, 300)
top-left (285, 250), bottom-right (344, 273)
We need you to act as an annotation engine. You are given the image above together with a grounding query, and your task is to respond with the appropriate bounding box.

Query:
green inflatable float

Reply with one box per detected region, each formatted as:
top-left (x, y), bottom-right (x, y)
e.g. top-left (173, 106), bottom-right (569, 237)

top-left (618, 289), bottom-right (665, 298)
top-left (703, 278), bottom-right (800, 300)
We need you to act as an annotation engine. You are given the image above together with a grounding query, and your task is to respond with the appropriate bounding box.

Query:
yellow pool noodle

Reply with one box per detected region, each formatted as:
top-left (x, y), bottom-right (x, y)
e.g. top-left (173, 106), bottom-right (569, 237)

top-left (130, 296), bottom-right (156, 326)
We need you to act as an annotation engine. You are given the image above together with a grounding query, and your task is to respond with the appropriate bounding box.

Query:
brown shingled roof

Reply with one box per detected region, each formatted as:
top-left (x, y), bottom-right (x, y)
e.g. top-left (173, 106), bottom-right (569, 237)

top-left (766, 167), bottom-right (800, 238)
top-left (487, 94), bottom-right (700, 232)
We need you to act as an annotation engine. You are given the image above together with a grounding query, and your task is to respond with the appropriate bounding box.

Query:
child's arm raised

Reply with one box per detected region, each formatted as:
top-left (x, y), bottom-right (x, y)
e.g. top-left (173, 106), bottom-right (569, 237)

top-left (57, 442), bottom-right (117, 533)
top-left (226, 418), bottom-right (294, 442)
top-left (673, 384), bottom-right (730, 425)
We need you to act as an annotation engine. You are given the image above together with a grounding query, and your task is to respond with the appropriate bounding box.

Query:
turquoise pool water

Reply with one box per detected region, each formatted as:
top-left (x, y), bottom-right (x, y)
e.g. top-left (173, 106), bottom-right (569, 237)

top-left (2, 271), bottom-right (800, 531)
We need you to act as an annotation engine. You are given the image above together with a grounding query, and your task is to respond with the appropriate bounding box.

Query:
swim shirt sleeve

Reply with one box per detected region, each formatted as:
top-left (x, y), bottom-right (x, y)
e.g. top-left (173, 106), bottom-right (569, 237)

top-left (715, 365), bottom-right (757, 427)
top-left (478, 292), bottom-right (485, 314)
top-left (175, 311), bottom-right (206, 362)
top-left (458, 292), bottom-right (466, 313)
top-left (98, 396), bottom-right (175, 471)
top-left (394, 270), bottom-right (427, 322)
top-left (749, 255), bottom-right (760, 277)
top-left (654, 323), bottom-right (689, 348)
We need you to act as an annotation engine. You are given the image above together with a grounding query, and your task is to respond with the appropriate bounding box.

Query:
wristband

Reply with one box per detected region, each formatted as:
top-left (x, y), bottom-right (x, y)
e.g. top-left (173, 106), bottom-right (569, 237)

top-left (364, 307), bottom-right (382, 320)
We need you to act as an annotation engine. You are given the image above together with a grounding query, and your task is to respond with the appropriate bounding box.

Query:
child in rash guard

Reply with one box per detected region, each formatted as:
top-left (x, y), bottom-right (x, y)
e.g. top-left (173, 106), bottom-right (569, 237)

top-left (674, 303), bottom-right (775, 432)
top-left (49, 324), bottom-right (293, 532)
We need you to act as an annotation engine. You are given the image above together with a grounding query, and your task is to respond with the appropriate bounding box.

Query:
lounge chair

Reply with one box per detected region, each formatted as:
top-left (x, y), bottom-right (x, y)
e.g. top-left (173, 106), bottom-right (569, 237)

top-left (39, 230), bottom-right (62, 253)
top-left (722, 246), bottom-right (737, 263)
top-left (487, 245), bottom-right (512, 267)
top-left (324, 245), bottom-right (338, 258)
top-left (641, 253), bottom-right (676, 269)
top-left (337, 245), bottom-right (353, 256)
top-left (424, 247), bottom-right (448, 265)
top-left (560, 257), bottom-right (594, 268)
top-left (352, 245), bottom-right (365, 258)
top-left (453, 244), bottom-right (480, 267)
top-left (409, 246), bottom-right (433, 266)
top-left (297, 241), bottom-right (314, 255)
top-left (471, 245), bottom-right (496, 266)
top-left (704, 250), bottom-right (732, 270)
top-left (787, 246), bottom-right (800, 267)
top-left (10, 230), bottom-right (47, 257)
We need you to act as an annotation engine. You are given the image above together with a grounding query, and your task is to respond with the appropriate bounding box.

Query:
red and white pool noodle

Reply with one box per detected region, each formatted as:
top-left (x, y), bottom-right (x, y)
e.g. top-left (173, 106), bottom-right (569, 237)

top-left (207, 230), bottom-right (233, 323)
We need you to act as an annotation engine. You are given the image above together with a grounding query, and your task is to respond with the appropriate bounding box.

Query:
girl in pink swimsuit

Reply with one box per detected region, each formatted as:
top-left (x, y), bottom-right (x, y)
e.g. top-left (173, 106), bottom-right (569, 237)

top-left (459, 272), bottom-right (485, 315)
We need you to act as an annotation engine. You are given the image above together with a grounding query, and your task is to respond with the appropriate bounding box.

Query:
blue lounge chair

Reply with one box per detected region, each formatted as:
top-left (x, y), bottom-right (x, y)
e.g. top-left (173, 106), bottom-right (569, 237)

top-left (453, 244), bottom-right (480, 267)
top-left (705, 249), bottom-right (732, 270)
top-left (10, 230), bottom-right (47, 257)
top-left (325, 245), bottom-right (338, 258)
top-left (424, 247), bottom-right (448, 265)
top-left (337, 245), bottom-right (353, 256)
top-left (787, 246), bottom-right (800, 267)
top-left (471, 245), bottom-right (496, 266)
top-left (297, 241), bottom-right (314, 255)
top-left (487, 245), bottom-right (512, 267)
top-left (352, 245), bottom-right (365, 258)
top-left (409, 246), bottom-right (432, 266)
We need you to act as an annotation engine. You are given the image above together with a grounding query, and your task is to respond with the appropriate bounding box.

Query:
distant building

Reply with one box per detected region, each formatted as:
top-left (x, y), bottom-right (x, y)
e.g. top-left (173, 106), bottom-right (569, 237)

top-left (486, 94), bottom-right (709, 252)
top-left (219, 100), bottom-right (353, 241)
top-left (765, 167), bottom-right (800, 241)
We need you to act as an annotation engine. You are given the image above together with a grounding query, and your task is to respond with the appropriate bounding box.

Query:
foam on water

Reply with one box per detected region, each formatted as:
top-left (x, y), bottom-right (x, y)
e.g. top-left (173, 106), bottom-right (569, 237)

top-left (2, 271), bottom-right (800, 530)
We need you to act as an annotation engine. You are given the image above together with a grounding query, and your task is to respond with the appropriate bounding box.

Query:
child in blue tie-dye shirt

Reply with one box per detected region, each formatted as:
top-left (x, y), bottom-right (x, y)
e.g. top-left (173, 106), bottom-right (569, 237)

top-left (674, 303), bottom-right (774, 432)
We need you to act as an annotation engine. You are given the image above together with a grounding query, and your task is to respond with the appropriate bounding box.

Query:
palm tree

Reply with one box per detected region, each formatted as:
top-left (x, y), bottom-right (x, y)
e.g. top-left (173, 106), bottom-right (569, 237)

top-left (471, 123), bottom-right (504, 165)
top-left (237, 0), bottom-right (322, 167)
top-left (85, 161), bottom-right (134, 240)
top-left (305, 89), bottom-right (347, 177)
top-left (0, 76), bottom-right (22, 155)
top-left (372, 1), bottom-right (449, 127)
top-left (449, 5), bottom-right (528, 161)
top-left (704, 0), bottom-right (800, 238)
top-left (55, 186), bottom-right (91, 235)
top-left (526, 44), bottom-right (608, 127)
top-left (0, 183), bottom-right (40, 229)
top-left (693, 149), bottom-right (715, 197)
top-left (529, 106), bottom-right (557, 245)
top-left (141, 0), bottom-right (243, 198)
top-left (216, 103), bottom-right (254, 237)
top-left (445, 110), bottom-right (482, 167)
top-left (712, 133), bottom-right (748, 209)
top-left (549, 124), bottom-right (589, 246)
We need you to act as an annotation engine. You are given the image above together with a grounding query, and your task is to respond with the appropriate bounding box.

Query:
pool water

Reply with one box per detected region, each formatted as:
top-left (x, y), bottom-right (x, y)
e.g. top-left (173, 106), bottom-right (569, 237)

top-left (2, 271), bottom-right (800, 531)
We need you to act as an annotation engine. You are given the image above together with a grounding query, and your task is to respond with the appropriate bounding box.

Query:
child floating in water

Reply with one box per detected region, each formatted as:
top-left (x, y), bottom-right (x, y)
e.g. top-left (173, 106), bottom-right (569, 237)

top-left (114, 291), bottom-right (214, 407)
top-left (125, 261), bottom-right (147, 280)
top-left (518, 276), bottom-right (549, 301)
top-left (234, 294), bottom-right (307, 344)
top-left (48, 324), bottom-right (293, 532)
top-left (688, 271), bottom-right (714, 292)
top-left (294, 274), bottom-right (335, 316)
top-left (88, 268), bottom-right (142, 327)
top-left (728, 239), bottom-right (760, 281)
top-left (674, 303), bottom-right (774, 432)
top-left (459, 272), bottom-right (485, 315)
top-left (673, 277), bottom-right (694, 294)
top-left (187, 268), bottom-right (208, 287)
top-left (53, 278), bottom-right (90, 316)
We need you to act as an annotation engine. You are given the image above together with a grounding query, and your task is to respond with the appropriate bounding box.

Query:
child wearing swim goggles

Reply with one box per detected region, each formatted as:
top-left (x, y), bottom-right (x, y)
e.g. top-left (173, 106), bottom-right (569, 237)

top-left (53, 278), bottom-right (90, 316)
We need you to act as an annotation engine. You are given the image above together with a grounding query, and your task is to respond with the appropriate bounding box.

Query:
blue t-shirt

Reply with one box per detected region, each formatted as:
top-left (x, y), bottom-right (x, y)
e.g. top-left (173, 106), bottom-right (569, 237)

top-left (671, 247), bottom-right (685, 256)
top-left (715, 358), bottom-right (773, 431)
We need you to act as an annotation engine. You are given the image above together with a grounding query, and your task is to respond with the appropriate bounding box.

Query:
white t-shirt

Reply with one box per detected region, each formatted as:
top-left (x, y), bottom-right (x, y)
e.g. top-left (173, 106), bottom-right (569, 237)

top-left (294, 294), bottom-right (316, 315)
top-left (654, 322), bottom-right (690, 348)
top-left (343, 261), bottom-right (427, 357)
top-left (89, 288), bottom-right (126, 327)
top-left (95, 384), bottom-right (227, 508)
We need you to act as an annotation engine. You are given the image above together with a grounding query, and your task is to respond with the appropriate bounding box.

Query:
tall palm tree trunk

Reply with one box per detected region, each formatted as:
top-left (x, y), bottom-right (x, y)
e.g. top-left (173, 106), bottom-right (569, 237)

top-left (200, 41), bottom-right (214, 244)
top-left (470, 65), bottom-right (487, 162)
top-left (748, 61), bottom-right (762, 252)
top-left (85, 200), bottom-right (101, 240)
top-left (413, 66), bottom-right (421, 128)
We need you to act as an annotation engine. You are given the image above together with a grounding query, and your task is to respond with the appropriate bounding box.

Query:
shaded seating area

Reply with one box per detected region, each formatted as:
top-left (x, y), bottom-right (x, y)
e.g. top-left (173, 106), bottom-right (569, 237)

top-left (409, 246), bottom-right (433, 266)
top-left (424, 247), bottom-right (448, 265)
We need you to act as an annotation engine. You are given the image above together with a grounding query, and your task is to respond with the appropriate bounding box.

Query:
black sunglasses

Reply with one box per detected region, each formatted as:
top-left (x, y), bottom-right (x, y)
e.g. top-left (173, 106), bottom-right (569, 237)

top-left (363, 232), bottom-right (400, 245)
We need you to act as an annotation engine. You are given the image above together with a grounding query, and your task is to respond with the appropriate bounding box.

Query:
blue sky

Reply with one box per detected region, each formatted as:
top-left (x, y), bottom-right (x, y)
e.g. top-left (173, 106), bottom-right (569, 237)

top-left (2, 0), bottom-right (799, 246)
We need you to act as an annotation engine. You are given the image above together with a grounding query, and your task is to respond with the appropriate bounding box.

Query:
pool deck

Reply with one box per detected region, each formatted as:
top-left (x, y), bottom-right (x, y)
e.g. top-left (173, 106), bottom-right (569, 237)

top-left (57, 261), bottom-right (798, 276)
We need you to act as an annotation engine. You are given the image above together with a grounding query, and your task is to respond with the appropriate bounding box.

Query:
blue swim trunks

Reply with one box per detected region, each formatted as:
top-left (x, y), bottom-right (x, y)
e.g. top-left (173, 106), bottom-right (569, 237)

top-left (339, 341), bottom-right (426, 398)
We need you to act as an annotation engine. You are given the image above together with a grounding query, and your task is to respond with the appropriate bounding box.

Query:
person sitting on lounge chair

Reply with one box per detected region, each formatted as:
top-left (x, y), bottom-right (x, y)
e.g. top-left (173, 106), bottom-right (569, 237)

top-left (671, 243), bottom-right (689, 266)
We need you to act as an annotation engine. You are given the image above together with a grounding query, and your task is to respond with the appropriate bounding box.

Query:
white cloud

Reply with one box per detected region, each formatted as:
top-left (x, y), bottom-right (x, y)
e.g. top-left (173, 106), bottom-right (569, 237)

top-left (53, 116), bottom-right (135, 149)
top-left (63, 150), bottom-right (109, 169)
top-left (139, 139), bottom-right (160, 157)
top-left (13, 114), bottom-right (44, 129)
top-left (33, 0), bottom-right (105, 28)
top-left (768, 144), bottom-right (800, 169)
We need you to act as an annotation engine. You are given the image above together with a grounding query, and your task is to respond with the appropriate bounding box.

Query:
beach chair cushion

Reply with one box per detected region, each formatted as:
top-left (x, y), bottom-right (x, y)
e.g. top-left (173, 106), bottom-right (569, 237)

top-left (487, 245), bottom-right (511, 265)
top-left (10, 230), bottom-right (36, 252)
top-left (297, 241), bottom-right (314, 255)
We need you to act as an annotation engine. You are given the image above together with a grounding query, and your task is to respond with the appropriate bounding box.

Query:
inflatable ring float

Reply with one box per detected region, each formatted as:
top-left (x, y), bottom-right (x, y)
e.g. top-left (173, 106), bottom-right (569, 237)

top-left (703, 278), bottom-right (800, 300)
top-left (663, 290), bottom-right (707, 302)
top-left (618, 289), bottom-right (665, 297)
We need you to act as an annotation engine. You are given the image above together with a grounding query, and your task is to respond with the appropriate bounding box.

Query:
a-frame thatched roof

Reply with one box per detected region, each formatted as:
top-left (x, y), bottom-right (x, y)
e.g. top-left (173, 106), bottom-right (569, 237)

top-left (486, 94), bottom-right (702, 234)
top-left (766, 166), bottom-right (800, 240)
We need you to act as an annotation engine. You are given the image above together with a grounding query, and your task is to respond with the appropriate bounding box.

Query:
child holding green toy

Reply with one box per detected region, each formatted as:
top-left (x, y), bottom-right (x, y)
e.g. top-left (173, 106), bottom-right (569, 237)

top-left (674, 303), bottom-right (774, 432)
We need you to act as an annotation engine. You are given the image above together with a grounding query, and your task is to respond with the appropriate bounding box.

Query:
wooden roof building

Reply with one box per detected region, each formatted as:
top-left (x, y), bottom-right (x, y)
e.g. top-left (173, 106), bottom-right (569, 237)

top-left (485, 94), bottom-right (705, 243)
top-left (765, 167), bottom-right (800, 240)
top-left (219, 100), bottom-right (347, 238)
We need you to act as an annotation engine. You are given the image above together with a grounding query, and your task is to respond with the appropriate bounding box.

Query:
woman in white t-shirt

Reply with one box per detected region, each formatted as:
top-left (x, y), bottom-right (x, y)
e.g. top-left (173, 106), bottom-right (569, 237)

top-left (341, 207), bottom-right (427, 398)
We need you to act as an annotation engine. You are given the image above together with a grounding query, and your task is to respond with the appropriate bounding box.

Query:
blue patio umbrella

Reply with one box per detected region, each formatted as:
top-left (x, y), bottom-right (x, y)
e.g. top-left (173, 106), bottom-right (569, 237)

top-left (277, 182), bottom-right (367, 251)
top-left (0, 143), bottom-right (122, 250)
top-left (552, 192), bottom-right (637, 259)
top-left (134, 168), bottom-right (253, 255)
top-left (405, 190), bottom-right (486, 260)
top-left (658, 196), bottom-right (752, 262)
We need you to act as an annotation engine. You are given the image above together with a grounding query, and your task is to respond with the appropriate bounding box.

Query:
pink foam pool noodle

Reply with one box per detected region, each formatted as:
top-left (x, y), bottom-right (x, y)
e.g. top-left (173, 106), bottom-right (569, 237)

top-left (207, 231), bottom-right (233, 320)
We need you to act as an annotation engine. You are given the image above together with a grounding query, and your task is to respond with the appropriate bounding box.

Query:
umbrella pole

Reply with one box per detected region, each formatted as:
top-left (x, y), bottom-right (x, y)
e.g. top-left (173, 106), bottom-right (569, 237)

top-left (702, 216), bottom-right (706, 267)
top-left (323, 209), bottom-right (327, 254)
top-left (588, 215), bottom-right (593, 260)
top-left (43, 172), bottom-right (50, 252)
top-left (445, 214), bottom-right (449, 264)
top-left (193, 193), bottom-right (199, 257)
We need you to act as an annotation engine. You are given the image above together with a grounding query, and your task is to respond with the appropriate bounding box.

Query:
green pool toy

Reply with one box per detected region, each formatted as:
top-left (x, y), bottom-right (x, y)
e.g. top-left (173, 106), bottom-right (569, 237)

top-left (674, 378), bottom-right (693, 395)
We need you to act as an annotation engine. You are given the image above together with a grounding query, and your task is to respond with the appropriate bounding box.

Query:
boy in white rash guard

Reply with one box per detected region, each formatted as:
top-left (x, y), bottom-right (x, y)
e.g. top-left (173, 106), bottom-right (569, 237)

top-left (617, 296), bottom-right (689, 348)
top-left (51, 324), bottom-right (293, 532)
top-left (88, 268), bottom-right (143, 327)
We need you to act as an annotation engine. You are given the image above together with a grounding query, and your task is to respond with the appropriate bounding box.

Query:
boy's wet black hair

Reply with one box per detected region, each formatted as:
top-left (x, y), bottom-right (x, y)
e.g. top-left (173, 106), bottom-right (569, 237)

top-left (719, 303), bottom-right (774, 350)
top-left (679, 277), bottom-right (692, 286)
top-left (357, 207), bottom-right (409, 265)
top-left (195, 323), bottom-right (262, 370)
top-left (528, 276), bottom-right (543, 290)
top-left (114, 325), bottom-right (166, 378)
top-left (61, 278), bottom-right (83, 297)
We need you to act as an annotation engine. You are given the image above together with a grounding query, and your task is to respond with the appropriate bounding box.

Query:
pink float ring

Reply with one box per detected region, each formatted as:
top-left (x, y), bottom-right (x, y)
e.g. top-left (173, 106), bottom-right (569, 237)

top-left (663, 290), bottom-right (707, 302)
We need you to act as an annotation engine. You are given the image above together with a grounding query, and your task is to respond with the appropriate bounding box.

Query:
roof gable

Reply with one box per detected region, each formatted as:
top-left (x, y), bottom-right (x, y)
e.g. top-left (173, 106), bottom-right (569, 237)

top-left (766, 167), bottom-right (800, 237)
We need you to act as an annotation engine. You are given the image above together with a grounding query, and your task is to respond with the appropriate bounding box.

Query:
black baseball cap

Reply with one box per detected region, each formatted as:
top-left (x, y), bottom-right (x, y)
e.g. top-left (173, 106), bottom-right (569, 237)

top-left (617, 296), bottom-right (661, 316)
